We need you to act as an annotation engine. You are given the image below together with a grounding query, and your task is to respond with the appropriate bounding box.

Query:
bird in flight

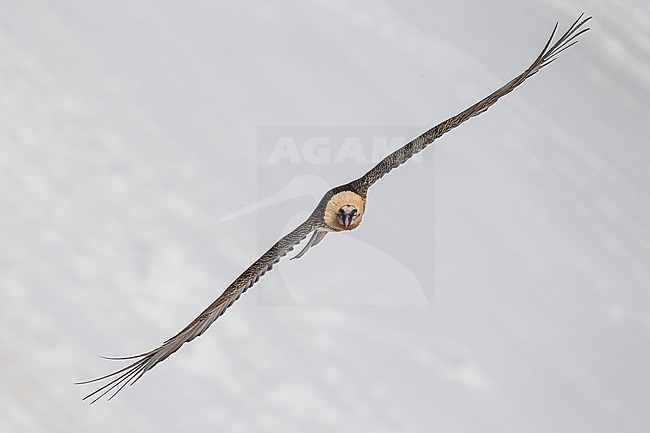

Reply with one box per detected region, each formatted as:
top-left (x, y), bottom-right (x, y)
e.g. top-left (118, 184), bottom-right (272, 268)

top-left (78, 15), bottom-right (591, 403)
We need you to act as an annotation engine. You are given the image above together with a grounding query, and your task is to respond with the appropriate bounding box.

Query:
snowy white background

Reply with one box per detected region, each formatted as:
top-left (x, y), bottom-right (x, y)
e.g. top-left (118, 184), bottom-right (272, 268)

top-left (2, 1), bottom-right (649, 432)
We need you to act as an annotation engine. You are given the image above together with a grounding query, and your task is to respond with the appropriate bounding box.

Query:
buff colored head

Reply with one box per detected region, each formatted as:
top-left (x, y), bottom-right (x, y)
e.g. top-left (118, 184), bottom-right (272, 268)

top-left (324, 191), bottom-right (365, 231)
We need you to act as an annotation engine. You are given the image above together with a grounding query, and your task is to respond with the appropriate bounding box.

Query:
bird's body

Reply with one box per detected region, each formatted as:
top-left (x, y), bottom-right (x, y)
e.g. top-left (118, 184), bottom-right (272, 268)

top-left (78, 15), bottom-right (591, 403)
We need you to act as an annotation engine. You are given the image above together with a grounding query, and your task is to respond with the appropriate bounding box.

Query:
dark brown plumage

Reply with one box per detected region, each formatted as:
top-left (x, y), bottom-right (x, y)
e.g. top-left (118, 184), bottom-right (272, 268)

top-left (77, 15), bottom-right (591, 403)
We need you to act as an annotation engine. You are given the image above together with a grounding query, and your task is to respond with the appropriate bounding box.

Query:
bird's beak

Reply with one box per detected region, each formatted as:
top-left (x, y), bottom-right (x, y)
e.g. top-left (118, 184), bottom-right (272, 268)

top-left (336, 206), bottom-right (357, 229)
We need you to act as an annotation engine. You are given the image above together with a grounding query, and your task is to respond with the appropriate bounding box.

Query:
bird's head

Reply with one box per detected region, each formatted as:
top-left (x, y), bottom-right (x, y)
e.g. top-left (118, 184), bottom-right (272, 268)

top-left (336, 204), bottom-right (360, 229)
top-left (323, 190), bottom-right (365, 231)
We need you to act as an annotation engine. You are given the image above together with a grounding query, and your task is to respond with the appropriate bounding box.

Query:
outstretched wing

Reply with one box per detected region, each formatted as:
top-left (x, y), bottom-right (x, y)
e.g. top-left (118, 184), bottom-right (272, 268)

top-left (350, 14), bottom-right (591, 195)
top-left (77, 218), bottom-right (317, 403)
